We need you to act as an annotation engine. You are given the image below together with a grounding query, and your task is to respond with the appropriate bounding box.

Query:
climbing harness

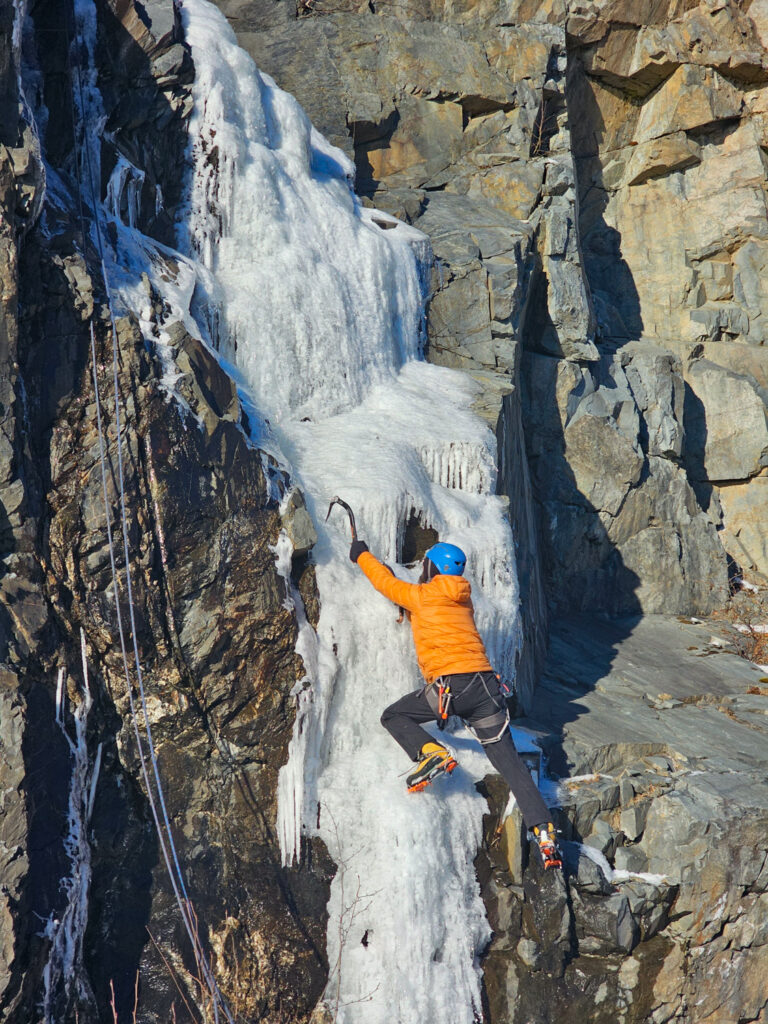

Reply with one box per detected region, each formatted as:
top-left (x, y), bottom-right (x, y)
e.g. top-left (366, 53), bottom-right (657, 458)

top-left (424, 678), bottom-right (452, 729)
top-left (473, 671), bottom-right (510, 745)
top-left (65, 3), bottom-right (233, 1018)
top-left (426, 671), bottom-right (510, 744)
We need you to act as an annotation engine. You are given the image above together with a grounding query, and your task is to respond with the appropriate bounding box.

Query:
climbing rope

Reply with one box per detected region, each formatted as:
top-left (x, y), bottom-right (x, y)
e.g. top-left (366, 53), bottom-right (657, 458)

top-left (64, 2), bottom-right (234, 1019)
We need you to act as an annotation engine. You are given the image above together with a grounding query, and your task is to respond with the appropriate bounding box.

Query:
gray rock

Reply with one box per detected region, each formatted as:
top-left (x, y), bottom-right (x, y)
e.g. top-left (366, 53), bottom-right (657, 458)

top-left (584, 818), bottom-right (618, 859)
top-left (619, 879), bottom-right (677, 941)
top-left (417, 192), bottom-right (535, 373)
top-left (173, 326), bottom-right (241, 428)
top-left (613, 845), bottom-right (648, 874)
top-left (619, 803), bottom-right (648, 842)
top-left (596, 778), bottom-right (620, 810)
top-left (571, 845), bottom-right (614, 896)
top-left (522, 347), bottom-right (729, 615)
top-left (481, 605), bottom-right (768, 1019)
top-left (562, 383), bottom-right (644, 516)
top-left (281, 488), bottom-right (318, 557)
top-left (562, 789), bottom-right (602, 839)
top-left (684, 358), bottom-right (768, 483)
top-left (0, 672), bottom-right (29, 1007)
top-left (574, 891), bottom-right (639, 955)
top-left (620, 342), bottom-right (685, 459)
top-left (536, 198), bottom-right (598, 361)
top-left (619, 777), bottom-right (635, 805)
top-left (516, 936), bottom-right (541, 968)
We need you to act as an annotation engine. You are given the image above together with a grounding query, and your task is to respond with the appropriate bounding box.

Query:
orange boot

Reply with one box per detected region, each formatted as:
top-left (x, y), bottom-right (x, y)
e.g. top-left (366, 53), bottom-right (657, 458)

top-left (532, 822), bottom-right (563, 869)
top-left (406, 742), bottom-right (458, 793)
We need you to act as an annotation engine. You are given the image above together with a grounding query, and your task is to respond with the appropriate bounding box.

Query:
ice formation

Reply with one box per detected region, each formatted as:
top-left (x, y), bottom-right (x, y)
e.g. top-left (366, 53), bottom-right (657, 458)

top-left (176, 2), bottom-right (524, 1021)
top-left (179, 1), bottom-right (430, 423)
top-left (42, 633), bottom-right (102, 1023)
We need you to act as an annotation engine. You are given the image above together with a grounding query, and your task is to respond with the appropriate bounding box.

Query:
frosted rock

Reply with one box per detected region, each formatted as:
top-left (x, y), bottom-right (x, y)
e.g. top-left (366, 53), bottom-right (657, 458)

top-left (280, 489), bottom-right (317, 557)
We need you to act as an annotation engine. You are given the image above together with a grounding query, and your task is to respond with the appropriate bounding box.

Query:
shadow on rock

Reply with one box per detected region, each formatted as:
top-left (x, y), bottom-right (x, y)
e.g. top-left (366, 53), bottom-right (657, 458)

top-left (567, 52), bottom-right (644, 344)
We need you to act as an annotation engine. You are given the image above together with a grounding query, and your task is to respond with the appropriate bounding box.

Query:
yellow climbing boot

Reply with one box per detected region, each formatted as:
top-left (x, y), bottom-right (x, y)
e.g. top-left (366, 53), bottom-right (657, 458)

top-left (406, 742), bottom-right (458, 793)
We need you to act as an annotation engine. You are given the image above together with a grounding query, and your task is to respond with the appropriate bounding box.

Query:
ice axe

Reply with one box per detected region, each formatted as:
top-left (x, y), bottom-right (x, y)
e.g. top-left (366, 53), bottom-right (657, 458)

top-left (325, 496), bottom-right (404, 624)
top-left (325, 496), bottom-right (358, 541)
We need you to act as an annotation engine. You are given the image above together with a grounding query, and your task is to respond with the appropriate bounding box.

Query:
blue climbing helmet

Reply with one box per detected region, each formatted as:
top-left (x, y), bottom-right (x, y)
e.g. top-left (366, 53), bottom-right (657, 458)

top-left (424, 542), bottom-right (467, 576)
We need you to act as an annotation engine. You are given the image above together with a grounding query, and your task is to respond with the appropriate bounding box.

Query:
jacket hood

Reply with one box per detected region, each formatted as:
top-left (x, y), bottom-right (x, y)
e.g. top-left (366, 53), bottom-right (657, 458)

top-left (428, 573), bottom-right (472, 604)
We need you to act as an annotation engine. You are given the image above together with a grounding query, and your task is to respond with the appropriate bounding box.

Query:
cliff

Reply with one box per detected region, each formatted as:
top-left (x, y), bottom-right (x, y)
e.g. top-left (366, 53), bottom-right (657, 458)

top-left (0, 0), bottom-right (767, 1022)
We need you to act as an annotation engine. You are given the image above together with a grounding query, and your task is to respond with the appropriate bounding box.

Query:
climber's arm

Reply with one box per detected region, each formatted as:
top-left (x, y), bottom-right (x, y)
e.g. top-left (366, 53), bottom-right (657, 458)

top-left (356, 550), bottom-right (422, 613)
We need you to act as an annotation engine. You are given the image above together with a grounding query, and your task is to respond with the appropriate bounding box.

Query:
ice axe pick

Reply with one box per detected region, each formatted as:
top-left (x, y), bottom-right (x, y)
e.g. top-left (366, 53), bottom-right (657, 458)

top-left (325, 496), bottom-right (358, 540)
top-left (325, 496), bottom-right (404, 624)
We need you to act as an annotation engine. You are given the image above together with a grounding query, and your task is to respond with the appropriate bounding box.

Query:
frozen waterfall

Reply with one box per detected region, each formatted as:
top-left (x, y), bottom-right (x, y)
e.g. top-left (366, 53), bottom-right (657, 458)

top-left (175, 0), bottom-right (524, 1020)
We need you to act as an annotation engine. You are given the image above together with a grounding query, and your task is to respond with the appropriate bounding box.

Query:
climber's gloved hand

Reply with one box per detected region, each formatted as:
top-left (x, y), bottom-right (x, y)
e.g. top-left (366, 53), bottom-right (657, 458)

top-left (349, 540), bottom-right (369, 563)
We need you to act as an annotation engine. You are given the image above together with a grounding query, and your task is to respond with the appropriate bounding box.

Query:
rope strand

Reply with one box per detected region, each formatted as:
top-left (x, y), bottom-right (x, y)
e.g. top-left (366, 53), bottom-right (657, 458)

top-left (64, 1), bottom-right (233, 1017)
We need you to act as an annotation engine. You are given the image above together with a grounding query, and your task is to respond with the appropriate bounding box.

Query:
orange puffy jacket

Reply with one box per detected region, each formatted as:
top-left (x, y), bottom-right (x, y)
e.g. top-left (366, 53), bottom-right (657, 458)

top-left (357, 551), bottom-right (493, 683)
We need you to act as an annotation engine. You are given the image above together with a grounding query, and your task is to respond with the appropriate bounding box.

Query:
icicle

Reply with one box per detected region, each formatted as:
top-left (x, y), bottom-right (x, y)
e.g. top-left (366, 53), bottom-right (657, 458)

top-left (178, 0), bottom-right (427, 421)
top-left (105, 153), bottom-right (146, 229)
top-left (41, 633), bottom-right (101, 1023)
top-left (417, 440), bottom-right (497, 495)
top-left (55, 666), bottom-right (65, 726)
top-left (272, 531), bottom-right (339, 866)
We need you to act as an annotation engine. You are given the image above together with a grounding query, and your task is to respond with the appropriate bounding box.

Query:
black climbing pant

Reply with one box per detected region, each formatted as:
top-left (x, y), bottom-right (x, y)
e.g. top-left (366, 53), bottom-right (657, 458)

top-left (381, 671), bottom-right (552, 829)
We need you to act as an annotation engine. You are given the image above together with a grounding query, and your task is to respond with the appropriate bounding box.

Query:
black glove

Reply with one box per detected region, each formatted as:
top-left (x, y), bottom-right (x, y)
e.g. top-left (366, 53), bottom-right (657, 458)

top-left (349, 540), bottom-right (369, 563)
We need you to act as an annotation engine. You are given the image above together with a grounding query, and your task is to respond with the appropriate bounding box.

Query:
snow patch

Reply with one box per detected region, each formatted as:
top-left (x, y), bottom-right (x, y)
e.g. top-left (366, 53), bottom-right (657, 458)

top-left (578, 843), bottom-right (669, 887)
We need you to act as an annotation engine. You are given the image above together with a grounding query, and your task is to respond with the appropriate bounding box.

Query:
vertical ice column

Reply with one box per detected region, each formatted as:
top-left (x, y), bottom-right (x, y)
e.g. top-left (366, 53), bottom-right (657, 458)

top-left (42, 633), bottom-right (102, 1023)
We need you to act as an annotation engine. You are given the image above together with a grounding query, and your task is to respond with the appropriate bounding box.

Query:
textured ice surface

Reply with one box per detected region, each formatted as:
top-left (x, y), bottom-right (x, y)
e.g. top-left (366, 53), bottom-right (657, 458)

top-left (180, 0), bottom-right (429, 423)
top-left (175, 2), bottom-right (525, 1020)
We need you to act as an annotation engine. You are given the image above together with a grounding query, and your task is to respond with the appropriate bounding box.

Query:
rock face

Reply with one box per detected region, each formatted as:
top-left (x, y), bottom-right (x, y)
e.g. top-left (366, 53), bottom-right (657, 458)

top-left (2, 0), bottom-right (768, 1021)
top-left (0, 0), bottom-right (331, 1020)
top-left (522, 342), bottom-right (727, 614)
top-left (218, 0), bottom-right (579, 695)
top-left (566, 0), bottom-right (768, 580)
top-left (480, 614), bottom-right (768, 1024)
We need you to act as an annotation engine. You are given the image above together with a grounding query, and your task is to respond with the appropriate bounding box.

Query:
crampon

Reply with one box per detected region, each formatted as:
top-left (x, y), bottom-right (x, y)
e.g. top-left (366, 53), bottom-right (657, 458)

top-left (532, 822), bottom-right (563, 869)
top-left (406, 748), bottom-right (458, 793)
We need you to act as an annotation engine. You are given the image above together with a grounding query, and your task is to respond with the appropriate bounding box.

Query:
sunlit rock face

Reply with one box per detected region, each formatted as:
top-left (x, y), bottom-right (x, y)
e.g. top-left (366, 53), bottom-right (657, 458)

top-left (565, 0), bottom-right (768, 582)
top-left (223, 0), bottom-right (760, 637)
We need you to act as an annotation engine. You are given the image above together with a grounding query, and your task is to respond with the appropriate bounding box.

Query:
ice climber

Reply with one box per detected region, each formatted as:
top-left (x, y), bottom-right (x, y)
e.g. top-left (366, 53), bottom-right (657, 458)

top-left (350, 538), bottom-right (563, 870)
